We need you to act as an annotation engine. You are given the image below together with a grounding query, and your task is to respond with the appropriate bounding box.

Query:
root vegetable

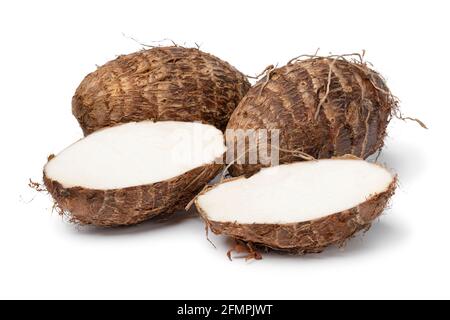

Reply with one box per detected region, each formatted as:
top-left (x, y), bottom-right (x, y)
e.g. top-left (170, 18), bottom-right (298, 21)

top-left (44, 121), bottom-right (226, 227)
top-left (195, 157), bottom-right (396, 255)
top-left (73, 46), bottom-right (250, 135)
top-left (227, 56), bottom-right (397, 177)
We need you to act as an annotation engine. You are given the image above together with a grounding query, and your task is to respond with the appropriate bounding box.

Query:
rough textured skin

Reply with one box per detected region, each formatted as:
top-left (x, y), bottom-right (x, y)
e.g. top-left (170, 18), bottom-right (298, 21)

top-left (196, 163), bottom-right (396, 255)
top-left (227, 57), bottom-right (395, 176)
top-left (73, 46), bottom-right (250, 135)
top-left (44, 164), bottom-right (222, 227)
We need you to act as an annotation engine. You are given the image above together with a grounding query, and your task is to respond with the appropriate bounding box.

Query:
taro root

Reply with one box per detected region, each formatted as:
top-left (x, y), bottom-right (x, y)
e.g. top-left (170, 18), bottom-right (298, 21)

top-left (196, 157), bottom-right (396, 255)
top-left (73, 46), bottom-right (250, 135)
top-left (226, 56), bottom-right (397, 177)
top-left (44, 121), bottom-right (226, 227)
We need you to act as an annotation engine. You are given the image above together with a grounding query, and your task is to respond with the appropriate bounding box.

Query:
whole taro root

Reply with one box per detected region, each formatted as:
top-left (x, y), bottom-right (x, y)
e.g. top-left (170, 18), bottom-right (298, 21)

top-left (73, 46), bottom-right (251, 135)
top-left (227, 56), bottom-right (398, 177)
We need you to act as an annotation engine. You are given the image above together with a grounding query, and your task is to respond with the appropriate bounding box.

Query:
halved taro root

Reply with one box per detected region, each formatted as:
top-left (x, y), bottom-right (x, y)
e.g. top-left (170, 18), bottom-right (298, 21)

top-left (195, 157), bottom-right (396, 255)
top-left (44, 121), bottom-right (226, 227)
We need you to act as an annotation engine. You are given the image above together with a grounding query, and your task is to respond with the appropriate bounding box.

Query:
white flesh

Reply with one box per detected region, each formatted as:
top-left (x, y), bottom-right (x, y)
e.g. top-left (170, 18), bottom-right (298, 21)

top-left (197, 159), bottom-right (394, 224)
top-left (45, 121), bottom-right (226, 190)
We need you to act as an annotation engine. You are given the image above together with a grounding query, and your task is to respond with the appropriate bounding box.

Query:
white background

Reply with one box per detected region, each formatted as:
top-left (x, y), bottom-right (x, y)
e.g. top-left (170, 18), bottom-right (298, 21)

top-left (1, 0), bottom-right (448, 299)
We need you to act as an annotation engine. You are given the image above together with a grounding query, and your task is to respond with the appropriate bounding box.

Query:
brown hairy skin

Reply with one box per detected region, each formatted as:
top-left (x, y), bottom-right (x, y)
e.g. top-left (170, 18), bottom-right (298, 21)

top-left (44, 164), bottom-right (222, 227)
top-left (227, 57), bottom-right (396, 176)
top-left (73, 46), bottom-right (250, 135)
top-left (195, 162), bottom-right (397, 255)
